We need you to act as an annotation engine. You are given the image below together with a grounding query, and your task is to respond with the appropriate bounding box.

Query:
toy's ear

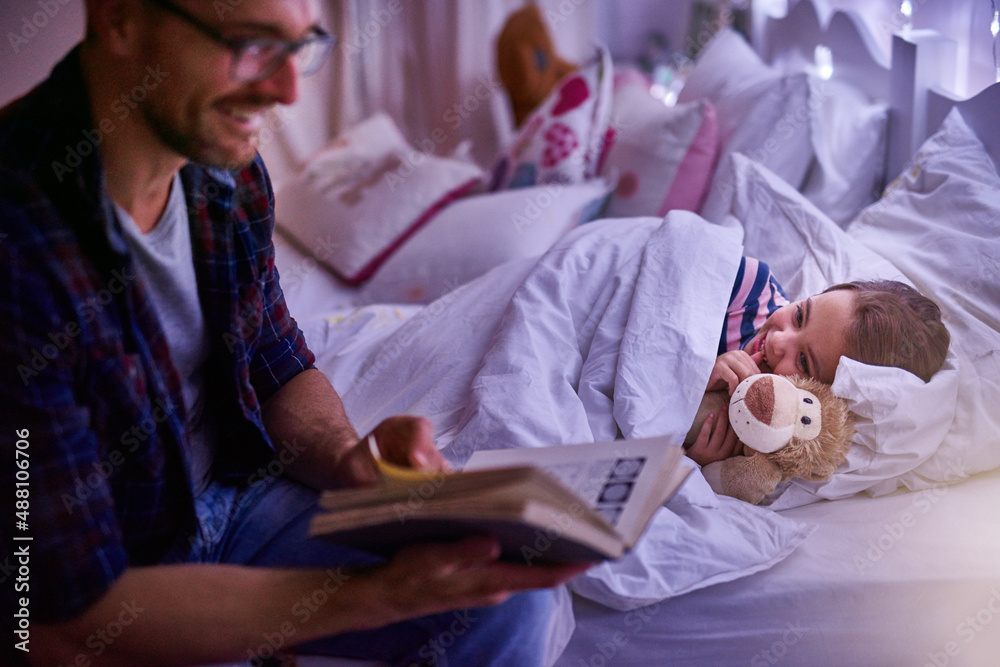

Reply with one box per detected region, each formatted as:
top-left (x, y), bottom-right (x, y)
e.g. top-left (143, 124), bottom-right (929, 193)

top-left (779, 374), bottom-right (856, 480)
top-left (496, 4), bottom-right (577, 126)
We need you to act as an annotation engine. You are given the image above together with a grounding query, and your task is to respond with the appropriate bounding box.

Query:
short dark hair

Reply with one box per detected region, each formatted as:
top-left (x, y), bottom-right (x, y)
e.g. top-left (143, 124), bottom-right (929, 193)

top-left (823, 280), bottom-right (950, 382)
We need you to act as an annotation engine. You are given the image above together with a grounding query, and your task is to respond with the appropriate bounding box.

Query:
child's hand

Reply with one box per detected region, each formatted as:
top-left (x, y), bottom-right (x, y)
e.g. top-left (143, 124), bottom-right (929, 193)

top-left (686, 411), bottom-right (741, 466)
top-left (706, 350), bottom-right (763, 395)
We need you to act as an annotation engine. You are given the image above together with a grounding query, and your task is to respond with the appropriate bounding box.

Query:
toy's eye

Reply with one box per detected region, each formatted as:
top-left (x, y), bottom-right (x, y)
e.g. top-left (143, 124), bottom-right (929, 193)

top-left (801, 416), bottom-right (812, 425)
top-left (803, 397), bottom-right (813, 404)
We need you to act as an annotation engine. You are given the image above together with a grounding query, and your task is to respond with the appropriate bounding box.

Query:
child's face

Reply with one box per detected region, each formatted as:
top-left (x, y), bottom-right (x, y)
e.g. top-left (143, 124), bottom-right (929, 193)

top-left (744, 290), bottom-right (856, 384)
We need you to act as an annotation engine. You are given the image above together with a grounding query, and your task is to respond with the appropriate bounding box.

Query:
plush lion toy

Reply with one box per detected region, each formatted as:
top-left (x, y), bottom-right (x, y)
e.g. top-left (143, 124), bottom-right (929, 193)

top-left (701, 374), bottom-right (854, 505)
top-left (496, 3), bottom-right (577, 126)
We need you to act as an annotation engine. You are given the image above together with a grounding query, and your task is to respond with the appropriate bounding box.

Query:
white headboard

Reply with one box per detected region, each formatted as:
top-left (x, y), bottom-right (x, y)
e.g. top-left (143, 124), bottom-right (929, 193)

top-left (759, 0), bottom-right (890, 102)
top-left (758, 0), bottom-right (998, 181)
top-left (887, 29), bottom-right (958, 178)
top-left (892, 26), bottom-right (1000, 175)
top-left (926, 83), bottom-right (1000, 177)
top-left (757, 0), bottom-right (894, 178)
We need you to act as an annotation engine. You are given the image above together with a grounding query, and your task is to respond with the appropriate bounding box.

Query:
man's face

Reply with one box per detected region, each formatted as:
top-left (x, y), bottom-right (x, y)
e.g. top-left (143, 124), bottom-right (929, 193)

top-left (134, 0), bottom-right (316, 168)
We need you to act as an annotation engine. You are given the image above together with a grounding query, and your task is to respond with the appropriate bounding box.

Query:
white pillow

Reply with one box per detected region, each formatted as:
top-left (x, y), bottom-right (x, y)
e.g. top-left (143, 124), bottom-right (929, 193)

top-left (358, 179), bottom-right (613, 304)
top-left (276, 113), bottom-right (484, 285)
top-left (678, 29), bottom-right (814, 223)
top-left (845, 107), bottom-right (1000, 489)
top-left (801, 77), bottom-right (889, 226)
top-left (713, 155), bottom-right (973, 508)
top-left (722, 153), bottom-right (904, 300)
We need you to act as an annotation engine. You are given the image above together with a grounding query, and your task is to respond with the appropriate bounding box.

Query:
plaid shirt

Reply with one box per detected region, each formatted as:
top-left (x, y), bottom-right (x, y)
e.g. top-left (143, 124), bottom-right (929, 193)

top-left (0, 48), bottom-right (315, 623)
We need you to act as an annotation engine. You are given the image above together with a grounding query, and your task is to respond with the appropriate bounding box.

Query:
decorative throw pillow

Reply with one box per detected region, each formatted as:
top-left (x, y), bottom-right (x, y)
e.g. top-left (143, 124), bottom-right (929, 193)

top-left (491, 46), bottom-right (614, 190)
top-left (359, 178), bottom-right (613, 304)
top-left (276, 113), bottom-right (484, 285)
top-left (601, 77), bottom-right (719, 217)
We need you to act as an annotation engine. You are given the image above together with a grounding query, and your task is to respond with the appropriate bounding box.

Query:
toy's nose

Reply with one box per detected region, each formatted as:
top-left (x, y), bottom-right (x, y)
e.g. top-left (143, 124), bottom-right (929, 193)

top-left (745, 376), bottom-right (775, 423)
top-left (745, 375), bottom-right (800, 429)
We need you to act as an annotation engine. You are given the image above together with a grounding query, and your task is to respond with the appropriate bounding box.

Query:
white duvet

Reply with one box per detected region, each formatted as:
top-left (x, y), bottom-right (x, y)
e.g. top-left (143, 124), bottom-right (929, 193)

top-left (302, 212), bottom-right (813, 610)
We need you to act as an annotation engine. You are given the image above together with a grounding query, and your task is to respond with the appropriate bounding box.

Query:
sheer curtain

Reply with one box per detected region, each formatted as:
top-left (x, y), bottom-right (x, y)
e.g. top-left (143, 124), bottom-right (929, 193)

top-left (262, 0), bottom-right (598, 184)
top-left (337, 0), bottom-right (597, 158)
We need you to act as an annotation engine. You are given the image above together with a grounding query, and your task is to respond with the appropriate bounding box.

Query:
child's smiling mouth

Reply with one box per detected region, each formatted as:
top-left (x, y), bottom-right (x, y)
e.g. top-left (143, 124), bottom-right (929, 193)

top-left (755, 332), bottom-right (772, 372)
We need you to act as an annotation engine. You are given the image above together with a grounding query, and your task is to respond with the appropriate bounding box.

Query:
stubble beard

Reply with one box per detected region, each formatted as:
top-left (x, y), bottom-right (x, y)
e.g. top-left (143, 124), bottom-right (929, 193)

top-left (142, 99), bottom-right (260, 171)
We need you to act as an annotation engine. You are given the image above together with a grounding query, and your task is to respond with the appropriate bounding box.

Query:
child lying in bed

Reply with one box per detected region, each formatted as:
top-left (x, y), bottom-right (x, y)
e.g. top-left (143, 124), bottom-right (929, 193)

top-left (684, 258), bottom-right (950, 466)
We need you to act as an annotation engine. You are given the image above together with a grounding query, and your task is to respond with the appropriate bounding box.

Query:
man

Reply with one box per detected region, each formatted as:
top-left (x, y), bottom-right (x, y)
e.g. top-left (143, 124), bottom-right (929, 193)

top-left (0, 0), bottom-right (584, 664)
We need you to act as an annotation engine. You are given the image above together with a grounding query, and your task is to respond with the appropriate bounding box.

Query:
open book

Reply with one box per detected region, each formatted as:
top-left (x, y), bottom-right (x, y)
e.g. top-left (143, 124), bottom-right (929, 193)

top-left (309, 436), bottom-right (692, 564)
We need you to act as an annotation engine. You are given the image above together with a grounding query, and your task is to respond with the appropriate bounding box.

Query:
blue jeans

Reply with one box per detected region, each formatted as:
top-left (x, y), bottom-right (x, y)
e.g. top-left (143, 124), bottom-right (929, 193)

top-left (177, 476), bottom-right (560, 667)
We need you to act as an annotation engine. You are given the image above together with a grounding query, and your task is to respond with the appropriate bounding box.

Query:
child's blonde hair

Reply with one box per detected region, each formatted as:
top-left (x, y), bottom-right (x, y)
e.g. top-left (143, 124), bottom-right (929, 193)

top-left (823, 280), bottom-right (950, 382)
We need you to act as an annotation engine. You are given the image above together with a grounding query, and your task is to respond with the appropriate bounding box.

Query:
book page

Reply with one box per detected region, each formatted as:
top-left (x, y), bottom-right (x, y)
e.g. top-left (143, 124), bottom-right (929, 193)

top-left (464, 437), bottom-right (690, 545)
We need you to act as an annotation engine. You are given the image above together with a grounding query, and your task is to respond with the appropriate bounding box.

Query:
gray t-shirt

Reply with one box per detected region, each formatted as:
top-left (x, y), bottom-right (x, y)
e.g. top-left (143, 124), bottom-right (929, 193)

top-left (116, 174), bottom-right (217, 496)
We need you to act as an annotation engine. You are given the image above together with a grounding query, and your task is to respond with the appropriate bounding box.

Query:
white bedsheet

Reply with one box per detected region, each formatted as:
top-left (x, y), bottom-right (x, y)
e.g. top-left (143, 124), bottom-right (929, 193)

top-left (296, 213), bottom-right (814, 611)
top-left (559, 466), bottom-right (1000, 666)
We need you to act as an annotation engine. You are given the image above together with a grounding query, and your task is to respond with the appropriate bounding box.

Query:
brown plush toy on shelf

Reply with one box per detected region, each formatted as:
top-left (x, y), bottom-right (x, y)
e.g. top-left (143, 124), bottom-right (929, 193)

top-left (496, 3), bottom-right (578, 126)
top-left (701, 374), bottom-right (855, 505)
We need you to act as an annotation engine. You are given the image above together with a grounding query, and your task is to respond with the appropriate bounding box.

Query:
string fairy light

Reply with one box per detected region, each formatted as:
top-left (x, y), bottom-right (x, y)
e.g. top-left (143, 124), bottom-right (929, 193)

top-left (900, 0), bottom-right (914, 33)
top-left (814, 44), bottom-right (834, 80)
top-left (991, 0), bottom-right (1000, 82)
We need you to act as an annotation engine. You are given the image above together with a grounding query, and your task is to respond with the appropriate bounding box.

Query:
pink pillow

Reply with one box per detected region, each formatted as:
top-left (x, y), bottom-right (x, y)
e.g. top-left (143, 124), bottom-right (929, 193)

top-left (662, 103), bottom-right (718, 213)
top-left (601, 79), bottom-right (719, 217)
top-left (491, 47), bottom-right (614, 190)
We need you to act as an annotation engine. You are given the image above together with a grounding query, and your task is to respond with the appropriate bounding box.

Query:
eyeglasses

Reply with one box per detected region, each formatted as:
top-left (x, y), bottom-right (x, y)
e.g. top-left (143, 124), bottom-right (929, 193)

top-left (143, 0), bottom-right (337, 82)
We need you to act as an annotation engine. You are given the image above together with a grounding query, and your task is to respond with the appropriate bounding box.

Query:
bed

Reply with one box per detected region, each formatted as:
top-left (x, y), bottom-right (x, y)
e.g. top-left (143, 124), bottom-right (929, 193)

top-left (243, 1), bottom-right (1000, 664)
